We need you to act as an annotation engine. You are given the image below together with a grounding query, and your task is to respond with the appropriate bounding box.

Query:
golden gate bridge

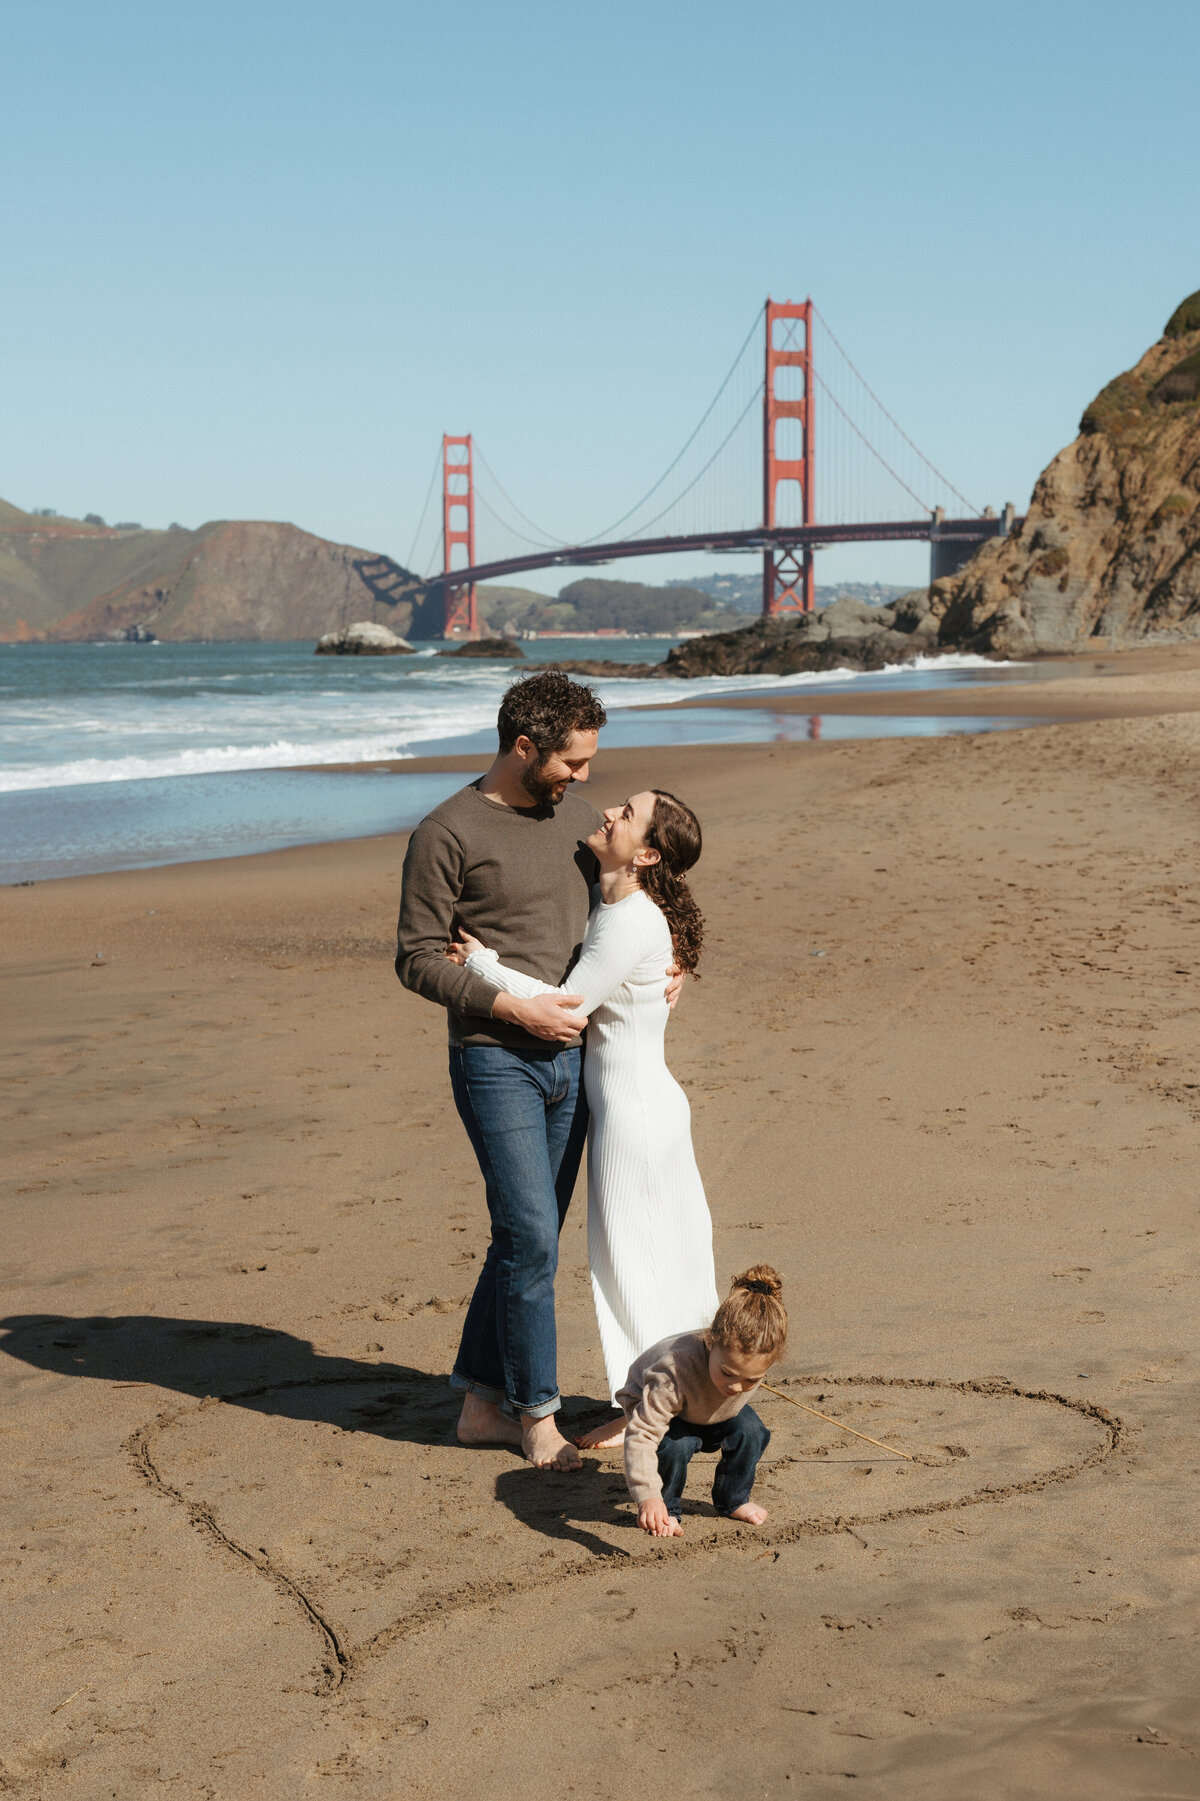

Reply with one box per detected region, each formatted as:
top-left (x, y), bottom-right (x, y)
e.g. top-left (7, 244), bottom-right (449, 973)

top-left (401, 300), bottom-right (1020, 638)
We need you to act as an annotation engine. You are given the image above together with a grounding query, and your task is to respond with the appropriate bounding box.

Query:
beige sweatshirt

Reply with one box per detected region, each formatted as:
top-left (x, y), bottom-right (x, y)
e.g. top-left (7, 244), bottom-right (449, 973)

top-left (616, 1331), bottom-right (762, 1504)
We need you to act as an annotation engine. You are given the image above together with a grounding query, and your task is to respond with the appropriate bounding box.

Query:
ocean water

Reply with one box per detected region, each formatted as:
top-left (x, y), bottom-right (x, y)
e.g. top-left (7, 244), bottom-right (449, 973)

top-left (0, 638), bottom-right (1048, 880)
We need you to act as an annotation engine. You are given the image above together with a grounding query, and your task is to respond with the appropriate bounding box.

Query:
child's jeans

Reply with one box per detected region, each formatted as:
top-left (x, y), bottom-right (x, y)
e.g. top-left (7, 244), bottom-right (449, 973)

top-left (656, 1407), bottom-right (771, 1519)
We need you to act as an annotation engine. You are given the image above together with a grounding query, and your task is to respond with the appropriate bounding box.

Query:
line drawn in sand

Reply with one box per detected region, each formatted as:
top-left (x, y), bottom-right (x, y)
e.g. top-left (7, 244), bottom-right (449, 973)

top-left (125, 1372), bottom-right (1125, 1696)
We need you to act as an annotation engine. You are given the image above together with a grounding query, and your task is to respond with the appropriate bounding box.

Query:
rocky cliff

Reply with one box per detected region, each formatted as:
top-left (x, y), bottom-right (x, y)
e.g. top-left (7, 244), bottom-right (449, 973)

top-left (930, 290), bottom-right (1200, 653)
top-left (0, 501), bottom-right (438, 642)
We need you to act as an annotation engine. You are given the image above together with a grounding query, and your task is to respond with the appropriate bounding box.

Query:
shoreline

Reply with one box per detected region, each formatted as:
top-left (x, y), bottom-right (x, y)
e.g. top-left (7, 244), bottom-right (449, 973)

top-left (636, 642), bottom-right (1200, 720)
top-left (299, 643), bottom-right (1200, 780)
top-left (4, 742), bottom-right (825, 890)
top-left (13, 644), bottom-right (1200, 885)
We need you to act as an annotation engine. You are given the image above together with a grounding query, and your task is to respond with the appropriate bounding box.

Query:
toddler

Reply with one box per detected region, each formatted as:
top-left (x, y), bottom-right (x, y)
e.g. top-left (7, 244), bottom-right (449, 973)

top-left (616, 1265), bottom-right (787, 1537)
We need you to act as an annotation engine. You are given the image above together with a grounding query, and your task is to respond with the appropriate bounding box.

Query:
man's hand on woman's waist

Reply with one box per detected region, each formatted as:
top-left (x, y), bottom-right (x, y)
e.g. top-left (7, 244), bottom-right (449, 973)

top-left (491, 990), bottom-right (589, 1043)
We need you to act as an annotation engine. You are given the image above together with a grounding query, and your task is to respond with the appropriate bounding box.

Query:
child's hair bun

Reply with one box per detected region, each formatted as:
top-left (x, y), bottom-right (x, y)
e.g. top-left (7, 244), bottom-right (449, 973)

top-left (732, 1263), bottom-right (783, 1301)
top-left (709, 1264), bottom-right (788, 1361)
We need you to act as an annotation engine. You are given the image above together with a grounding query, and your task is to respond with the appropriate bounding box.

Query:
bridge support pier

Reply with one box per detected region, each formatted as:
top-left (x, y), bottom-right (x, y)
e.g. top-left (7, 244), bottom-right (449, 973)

top-left (763, 541), bottom-right (814, 615)
top-left (929, 502), bottom-right (1015, 586)
top-left (763, 299), bottom-right (815, 615)
top-left (442, 434), bottom-right (479, 638)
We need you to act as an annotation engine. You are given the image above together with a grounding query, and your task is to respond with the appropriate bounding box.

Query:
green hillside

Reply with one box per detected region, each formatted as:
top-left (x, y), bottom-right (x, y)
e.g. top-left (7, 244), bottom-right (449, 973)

top-left (476, 576), bottom-right (729, 636)
top-left (0, 505), bottom-right (215, 638)
top-left (0, 501), bottom-right (432, 643)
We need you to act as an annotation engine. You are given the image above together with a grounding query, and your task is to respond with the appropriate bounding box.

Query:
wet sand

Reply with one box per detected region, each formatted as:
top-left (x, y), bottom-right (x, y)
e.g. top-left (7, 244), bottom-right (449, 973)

top-left (4, 669), bottom-right (1200, 1796)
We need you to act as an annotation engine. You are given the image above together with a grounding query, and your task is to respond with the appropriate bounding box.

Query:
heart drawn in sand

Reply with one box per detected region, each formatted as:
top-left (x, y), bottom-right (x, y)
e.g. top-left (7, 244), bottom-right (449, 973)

top-left (127, 1374), bottom-right (1122, 1693)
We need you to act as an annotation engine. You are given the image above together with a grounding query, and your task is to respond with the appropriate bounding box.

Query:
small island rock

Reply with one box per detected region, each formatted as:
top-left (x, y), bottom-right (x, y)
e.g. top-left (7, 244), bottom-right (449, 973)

top-left (553, 597), bottom-right (942, 681)
top-left (436, 637), bottom-right (525, 659)
top-left (315, 621), bottom-right (414, 656)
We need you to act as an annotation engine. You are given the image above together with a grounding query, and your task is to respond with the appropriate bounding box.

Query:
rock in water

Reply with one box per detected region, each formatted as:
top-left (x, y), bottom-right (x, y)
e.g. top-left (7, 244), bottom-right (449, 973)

top-left (435, 637), bottom-right (525, 659)
top-left (661, 595), bottom-right (939, 677)
top-left (549, 595), bottom-right (942, 680)
top-left (548, 658), bottom-right (661, 678)
top-left (931, 288), bottom-right (1200, 654)
top-left (315, 621), bottom-right (415, 655)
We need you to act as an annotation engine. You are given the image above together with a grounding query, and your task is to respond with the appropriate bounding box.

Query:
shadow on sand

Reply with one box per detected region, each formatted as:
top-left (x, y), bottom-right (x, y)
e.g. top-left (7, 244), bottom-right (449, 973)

top-left (0, 1311), bottom-right (637, 1556)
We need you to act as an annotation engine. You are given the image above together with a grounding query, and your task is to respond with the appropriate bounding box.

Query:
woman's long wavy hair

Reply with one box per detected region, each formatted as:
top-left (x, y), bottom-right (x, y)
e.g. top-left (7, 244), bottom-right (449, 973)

top-left (638, 790), bottom-right (705, 974)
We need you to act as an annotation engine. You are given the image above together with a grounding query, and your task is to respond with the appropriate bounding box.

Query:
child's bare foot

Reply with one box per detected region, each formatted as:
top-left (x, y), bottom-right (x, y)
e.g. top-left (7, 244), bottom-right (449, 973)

top-left (575, 1417), bottom-right (626, 1450)
top-left (456, 1393), bottom-right (522, 1449)
top-left (522, 1415), bottom-right (583, 1471)
top-left (727, 1501), bottom-right (769, 1525)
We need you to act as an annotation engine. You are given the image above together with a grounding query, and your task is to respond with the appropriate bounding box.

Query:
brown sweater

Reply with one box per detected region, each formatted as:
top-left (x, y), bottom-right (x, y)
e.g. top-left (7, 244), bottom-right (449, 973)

top-left (395, 780), bottom-right (601, 1049)
top-left (617, 1331), bottom-right (762, 1504)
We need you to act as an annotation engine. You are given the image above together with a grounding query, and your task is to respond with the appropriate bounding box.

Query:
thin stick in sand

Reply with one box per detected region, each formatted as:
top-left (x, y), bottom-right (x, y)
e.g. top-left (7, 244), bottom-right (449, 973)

top-left (760, 1382), bottom-right (914, 1460)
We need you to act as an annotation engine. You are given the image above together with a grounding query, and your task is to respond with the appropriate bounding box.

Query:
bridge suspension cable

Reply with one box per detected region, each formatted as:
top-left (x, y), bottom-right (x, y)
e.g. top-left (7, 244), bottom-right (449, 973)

top-left (404, 442), bottom-right (443, 576)
top-left (578, 306), bottom-right (764, 545)
top-left (810, 364), bottom-right (932, 515)
top-left (812, 304), bottom-right (981, 517)
top-left (472, 485), bottom-right (566, 554)
top-left (472, 442), bottom-right (571, 550)
top-left (608, 380), bottom-right (764, 540)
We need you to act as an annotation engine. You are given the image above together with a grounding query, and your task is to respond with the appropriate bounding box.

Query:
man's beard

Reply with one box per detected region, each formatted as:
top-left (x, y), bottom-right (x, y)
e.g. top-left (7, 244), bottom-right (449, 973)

top-left (520, 758), bottom-right (567, 806)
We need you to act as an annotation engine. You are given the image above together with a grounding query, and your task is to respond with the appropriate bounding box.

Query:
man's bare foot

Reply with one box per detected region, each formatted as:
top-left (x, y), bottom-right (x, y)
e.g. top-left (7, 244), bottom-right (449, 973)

top-left (522, 1414), bottom-right (583, 1471)
top-left (575, 1417), bottom-right (626, 1450)
top-left (727, 1501), bottom-right (768, 1525)
top-left (456, 1393), bottom-right (522, 1449)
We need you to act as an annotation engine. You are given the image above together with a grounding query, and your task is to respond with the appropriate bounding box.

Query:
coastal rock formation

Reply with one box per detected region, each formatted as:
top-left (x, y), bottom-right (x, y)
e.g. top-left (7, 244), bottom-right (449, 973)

top-left (0, 499), bottom-right (439, 642)
top-left (315, 621), bottom-right (414, 655)
top-left (554, 594), bottom-right (938, 681)
top-left (929, 289), bottom-right (1200, 653)
top-left (660, 594), bottom-right (938, 677)
top-left (436, 637), bottom-right (525, 659)
top-left (549, 657), bottom-right (662, 679)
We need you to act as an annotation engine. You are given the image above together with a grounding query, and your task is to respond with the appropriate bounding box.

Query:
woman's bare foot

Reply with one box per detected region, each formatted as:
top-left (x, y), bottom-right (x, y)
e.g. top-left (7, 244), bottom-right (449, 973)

top-left (456, 1393), bottom-right (523, 1449)
top-left (575, 1417), bottom-right (626, 1450)
top-left (522, 1415), bottom-right (583, 1471)
top-left (727, 1501), bottom-right (769, 1525)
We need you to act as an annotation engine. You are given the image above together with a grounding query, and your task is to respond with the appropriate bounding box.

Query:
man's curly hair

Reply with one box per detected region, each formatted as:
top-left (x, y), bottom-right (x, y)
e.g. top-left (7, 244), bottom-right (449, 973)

top-left (496, 668), bottom-right (608, 757)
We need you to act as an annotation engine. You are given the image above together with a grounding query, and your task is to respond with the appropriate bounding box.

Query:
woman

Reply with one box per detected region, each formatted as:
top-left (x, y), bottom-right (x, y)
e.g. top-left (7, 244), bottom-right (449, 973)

top-left (449, 789), bottom-right (719, 1448)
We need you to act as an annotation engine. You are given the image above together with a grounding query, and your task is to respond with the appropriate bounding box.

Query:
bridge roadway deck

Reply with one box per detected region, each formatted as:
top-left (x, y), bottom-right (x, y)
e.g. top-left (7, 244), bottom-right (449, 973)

top-left (425, 517), bottom-right (1014, 590)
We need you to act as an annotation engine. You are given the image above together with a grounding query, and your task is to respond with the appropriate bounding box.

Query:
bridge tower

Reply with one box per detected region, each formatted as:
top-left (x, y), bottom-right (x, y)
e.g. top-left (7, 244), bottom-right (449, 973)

top-left (762, 298), bottom-right (815, 615)
top-left (442, 434), bottom-right (479, 638)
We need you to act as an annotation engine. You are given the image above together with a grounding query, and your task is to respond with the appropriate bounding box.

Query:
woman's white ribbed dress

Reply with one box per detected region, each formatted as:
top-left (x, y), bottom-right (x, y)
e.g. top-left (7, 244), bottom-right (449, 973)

top-left (467, 888), bottom-right (719, 1401)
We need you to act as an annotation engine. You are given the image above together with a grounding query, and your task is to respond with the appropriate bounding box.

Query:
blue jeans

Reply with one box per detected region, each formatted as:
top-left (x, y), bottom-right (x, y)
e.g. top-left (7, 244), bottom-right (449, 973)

top-left (448, 1044), bottom-right (588, 1420)
top-left (657, 1407), bottom-right (771, 1519)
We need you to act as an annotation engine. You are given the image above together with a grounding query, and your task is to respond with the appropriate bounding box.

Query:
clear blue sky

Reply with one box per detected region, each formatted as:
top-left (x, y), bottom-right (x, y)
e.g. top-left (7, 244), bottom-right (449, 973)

top-left (3, 0), bottom-right (1197, 593)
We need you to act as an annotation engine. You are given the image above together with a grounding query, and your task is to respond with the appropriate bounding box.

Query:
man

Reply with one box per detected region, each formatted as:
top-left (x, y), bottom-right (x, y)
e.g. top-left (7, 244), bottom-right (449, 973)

top-left (396, 669), bottom-right (609, 1472)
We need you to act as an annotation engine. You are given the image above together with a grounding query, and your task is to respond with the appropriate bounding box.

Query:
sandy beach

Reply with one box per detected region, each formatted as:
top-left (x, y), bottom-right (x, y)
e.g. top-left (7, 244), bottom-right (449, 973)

top-left (4, 656), bottom-right (1200, 1797)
